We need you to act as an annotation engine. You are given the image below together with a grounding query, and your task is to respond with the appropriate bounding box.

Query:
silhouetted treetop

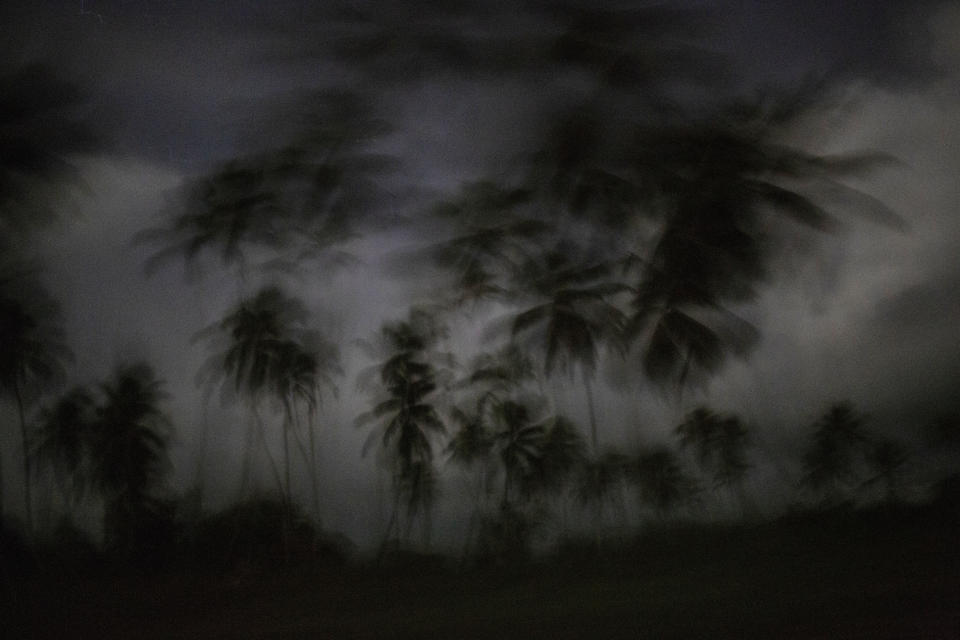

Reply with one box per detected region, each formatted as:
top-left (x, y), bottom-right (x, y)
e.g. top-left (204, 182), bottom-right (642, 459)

top-left (0, 63), bottom-right (100, 244)
top-left (141, 89), bottom-right (397, 279)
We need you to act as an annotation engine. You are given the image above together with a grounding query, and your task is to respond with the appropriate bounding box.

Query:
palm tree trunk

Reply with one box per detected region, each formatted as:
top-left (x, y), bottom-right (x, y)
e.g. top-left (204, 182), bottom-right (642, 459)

top-left (237, 407), bottom-right (258, 499)
top-left (292, 400), bottom-right (322, 523)
top-left (251, 404), bottom-right (285, 500)
top-left (379, 487), bottom-right (401, 560)
top-left (584, 376), bottom-right (599, 454)
top-left (305, 405), bottom-right (321, 521)
top-left (282, 406), bottom-right (292, 506)
top-left (14, 380), bottom-right (33, 533)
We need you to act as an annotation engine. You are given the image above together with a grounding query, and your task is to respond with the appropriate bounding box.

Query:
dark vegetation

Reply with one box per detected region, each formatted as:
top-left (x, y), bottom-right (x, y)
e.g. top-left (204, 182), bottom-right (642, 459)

top-left (2, 2), bottom-right (959, 636)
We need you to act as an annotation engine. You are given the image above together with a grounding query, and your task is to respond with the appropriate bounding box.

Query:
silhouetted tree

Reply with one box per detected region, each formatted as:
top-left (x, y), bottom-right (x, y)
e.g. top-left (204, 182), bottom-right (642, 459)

top-left (576, 451), bottom-right (630, 539)
top-left (89, 363), bottom-right (172, 557)
top-left (422, 181), bottom-right (544, 307)
top-left (196, 285), bottom-right (335, 513)
top-left (675, 406), bottom-right (752, 511)
top-left (491, 399), bottom-right (545, 509)
top-left (861, 437), bottom-right (910, 504)
top-left (446, 344), bottom-right (540, 556)
top-left (270, 335), bottom-right (342, 521)
top-left (509, 245), bottom-right (627, 452)
top-left (0, 268), bottom-right (71, 531)
top-left (632, 446), bottom-right (699, 518)
top-left (0, 63), bottom-right (99, 246)
top-left (140, 90), bottom-right (395, 284)
top-left (801, 401), bottom-right (871, 504)
top-left (356, 309), bottom-right (449, 548)
top-left (30, 386), bottom-right (95, 510)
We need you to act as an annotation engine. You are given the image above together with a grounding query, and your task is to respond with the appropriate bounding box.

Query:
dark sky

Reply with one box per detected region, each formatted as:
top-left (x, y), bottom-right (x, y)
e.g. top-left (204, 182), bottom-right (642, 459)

top-left (3, 0), bottom-right (960, 549)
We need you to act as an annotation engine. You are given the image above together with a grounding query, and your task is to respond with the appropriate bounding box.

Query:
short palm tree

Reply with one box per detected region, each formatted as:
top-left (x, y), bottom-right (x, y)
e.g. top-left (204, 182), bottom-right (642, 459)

top-left (861, 437), bottom-right (910, 504)
top-left (632, 446), bottom-right (699, 518)
top-left (801, 401), bottom-right (870, 504)
top-left (576, 451), bottom-right (631, 538)
top-left (675, 406), bottom-right (752, 492)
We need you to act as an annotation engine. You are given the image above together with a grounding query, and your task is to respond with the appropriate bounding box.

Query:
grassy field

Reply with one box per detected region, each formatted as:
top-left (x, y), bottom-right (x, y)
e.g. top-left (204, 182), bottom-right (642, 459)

top-left (5, 504), bottom-right (959, 639)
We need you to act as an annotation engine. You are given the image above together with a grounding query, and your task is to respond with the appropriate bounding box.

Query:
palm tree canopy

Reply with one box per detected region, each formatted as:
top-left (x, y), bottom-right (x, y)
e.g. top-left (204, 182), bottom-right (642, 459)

top-left (801, 401), bottom-right (870, 494)
top-left (633, 446), bottom-right (699, 515)
top-left (0, 268), bottom-right (71, 401)
top-left (0, 63), bottom-right (99, 243)
top-left (90, 363), bottom-right (172, 502)
top-left (675, 406), bottom-right (752, 488)
top-left (139, 89), bottom-right (395, 277)
top-left (196, 285), bottom-right (333, 406)
top-left (31, 386), bottom-right (95, 497)
top-left (509, 246), bottom-right (627, 379)
top-left (357, 309), bottom-right (450, 483)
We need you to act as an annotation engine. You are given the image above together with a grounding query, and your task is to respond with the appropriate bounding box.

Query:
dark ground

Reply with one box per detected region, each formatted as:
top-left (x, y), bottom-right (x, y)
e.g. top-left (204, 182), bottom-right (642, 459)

top-left (4, 503), bottom-right (959, 639)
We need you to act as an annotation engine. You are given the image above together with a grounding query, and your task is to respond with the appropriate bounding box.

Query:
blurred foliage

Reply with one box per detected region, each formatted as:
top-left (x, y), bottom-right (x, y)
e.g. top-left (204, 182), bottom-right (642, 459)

top-left (0, 63), bottom-right (99, 248)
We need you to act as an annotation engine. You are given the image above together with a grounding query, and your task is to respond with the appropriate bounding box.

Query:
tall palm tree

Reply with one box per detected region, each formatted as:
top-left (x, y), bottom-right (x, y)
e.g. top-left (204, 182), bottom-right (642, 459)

top-left (196, 285), bottom-right (334, 510)
top-left (90, 363), bottom-right (172, 555)
top-left (0, 270), bottom-right (71, 531)
top-left (509, 245), bottom-right (627, 453)
top-left (270, 334), bottom-right (342, 520)
top-left (30, 386), bottom-right (96, 510)
top-left (356, 310), bottom-right (448, 547)
top-left (446, 344), bottom-right (540, 557)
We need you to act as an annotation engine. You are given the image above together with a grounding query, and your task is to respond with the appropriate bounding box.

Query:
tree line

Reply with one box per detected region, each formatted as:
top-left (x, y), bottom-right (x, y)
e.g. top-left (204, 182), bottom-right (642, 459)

top-left (2, 3), bottom-right (956, 565)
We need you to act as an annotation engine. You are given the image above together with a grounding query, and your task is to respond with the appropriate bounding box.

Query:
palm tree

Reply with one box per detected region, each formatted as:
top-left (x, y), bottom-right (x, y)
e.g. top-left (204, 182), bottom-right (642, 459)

top-left (576, 451), bottom-right (630, 540)
top-left (139, 89), bottom-right (394, 284)
top-left (625, 97), bottom-right (899, 391)
top-left (0, 270), bottom-right (71, 531)
top-left (422, 181), bottom-right (544, 308)
top-left (89, 363), bottom-right (172, 556)
top-left (30, 386), bottom-right (96, 510)
top-left (356, 310), bottom-right (449, 548)
top-left (861, 438), bottom-right (910, 504)
top-left (0, 63), bottom-right (99, 245)
top-left (269, 334), bottom-right (342, 521)
top-left (632, 446), bottom-right (699, 518)
top-left (197, 284), bottom-right (341, 525)
top-left (509, 245), bottom-right (627, 453)
top-left (675, 406), bottom-right (752, 508)
top-left (490, 399), bottom-right (547, 508)
top-left (801, 401), bottom-right (871, 504)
